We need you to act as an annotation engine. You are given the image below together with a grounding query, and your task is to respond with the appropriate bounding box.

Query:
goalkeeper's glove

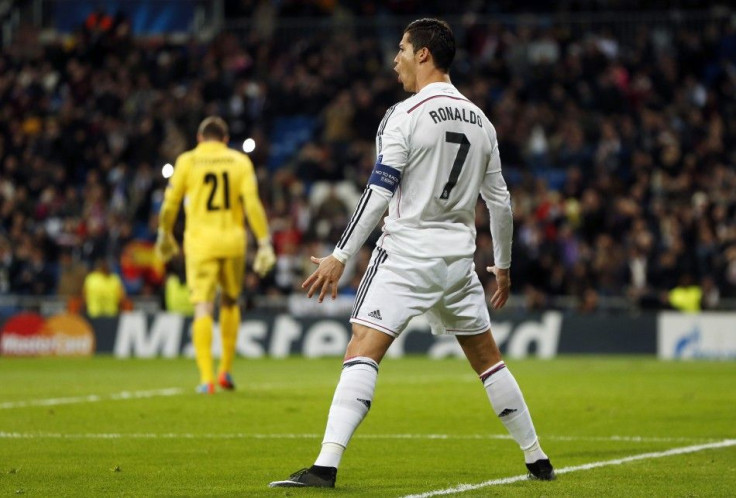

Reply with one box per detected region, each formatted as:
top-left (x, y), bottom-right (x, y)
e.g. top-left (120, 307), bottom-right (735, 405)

top-left (253, 240), bottom-right (276, 277)
top-left (155, 229), bottom-right (179, 263)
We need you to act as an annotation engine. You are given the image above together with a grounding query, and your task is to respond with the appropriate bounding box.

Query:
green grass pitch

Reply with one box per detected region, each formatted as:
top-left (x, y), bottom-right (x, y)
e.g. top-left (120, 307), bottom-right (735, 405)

top-left (1, 356), bottom-right (735, 496)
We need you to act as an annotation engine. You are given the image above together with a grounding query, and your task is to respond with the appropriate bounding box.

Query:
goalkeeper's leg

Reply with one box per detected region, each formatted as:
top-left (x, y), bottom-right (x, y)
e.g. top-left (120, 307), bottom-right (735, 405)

top-left (193, 302), bottom-right (215, 393)
top-left (218, 296), bottom-right (240, 389)
top-left (216, 257), bottom-right (246, 390)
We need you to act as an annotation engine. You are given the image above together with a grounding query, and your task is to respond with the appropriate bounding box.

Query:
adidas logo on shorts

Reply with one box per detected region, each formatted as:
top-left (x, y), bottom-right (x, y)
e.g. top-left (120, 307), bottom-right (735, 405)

top-left (368, 309), bottom-right (382, 320)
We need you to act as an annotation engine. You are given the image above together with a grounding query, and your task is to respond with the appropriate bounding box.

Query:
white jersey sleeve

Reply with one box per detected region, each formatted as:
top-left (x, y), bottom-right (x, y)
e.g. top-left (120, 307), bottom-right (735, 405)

top-left (332, 187), bottom-right (390, 263)
top-left (332, 104), bottom-right (411, 263)
top-left (480, 143), bottom-right (513, 269)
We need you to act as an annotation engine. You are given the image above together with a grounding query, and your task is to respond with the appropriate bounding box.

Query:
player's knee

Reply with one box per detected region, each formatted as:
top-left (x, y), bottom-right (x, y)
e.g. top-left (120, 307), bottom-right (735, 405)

top-left (457, 330), bottom-right (503, 372)
top-left (221, 294), bottom-right (237, 307)
top-left (345, 324), bottom-right (394, 363)
top-left (194, 302), bottom-right (214, 319)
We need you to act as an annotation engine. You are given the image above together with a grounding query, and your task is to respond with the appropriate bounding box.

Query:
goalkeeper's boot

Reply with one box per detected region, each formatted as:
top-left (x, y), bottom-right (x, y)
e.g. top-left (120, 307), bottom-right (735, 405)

top-left (218, 372), bottom-right (235, 390)
top-left (269, 465), bottom-right (337, 488)
top-left (195, 383), bottom-right (215, 395)
top-left (526, 459), bottom-right (556, 480)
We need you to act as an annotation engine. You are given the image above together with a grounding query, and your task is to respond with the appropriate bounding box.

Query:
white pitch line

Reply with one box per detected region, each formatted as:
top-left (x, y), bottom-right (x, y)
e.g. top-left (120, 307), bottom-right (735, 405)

top-left (0, 432), bottom-right (722, 445)
top-left (358, 434), bottom-right (719, 444)
top-left (0, 388), bottom-right (184, 409)
top-left (0, 432), bottom-right (324, 439)
top-left (400, 439), bottom-right (736, 498)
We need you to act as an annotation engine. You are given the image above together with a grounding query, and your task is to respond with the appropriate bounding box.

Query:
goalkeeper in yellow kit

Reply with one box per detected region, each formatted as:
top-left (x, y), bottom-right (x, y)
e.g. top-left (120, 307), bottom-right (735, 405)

top-left (155, 116), bottom-right (275, 394)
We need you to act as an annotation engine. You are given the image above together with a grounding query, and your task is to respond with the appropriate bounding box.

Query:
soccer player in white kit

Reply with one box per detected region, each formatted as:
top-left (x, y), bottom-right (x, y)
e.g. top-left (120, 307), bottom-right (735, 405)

top-left (270, 18), bottom-right (555, 488)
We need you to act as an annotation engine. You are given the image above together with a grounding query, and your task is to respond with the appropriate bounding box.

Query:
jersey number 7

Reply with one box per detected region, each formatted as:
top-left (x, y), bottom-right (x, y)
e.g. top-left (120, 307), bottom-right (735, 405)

top-left (440, 132), bottom-right (470, 200)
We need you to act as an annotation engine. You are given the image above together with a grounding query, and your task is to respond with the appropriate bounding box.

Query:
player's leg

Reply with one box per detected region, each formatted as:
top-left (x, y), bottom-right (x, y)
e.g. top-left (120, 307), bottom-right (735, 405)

top-left (217, 256), bottom-right (245, 390)
top-left (192, 302), bottom-right (215, 393)
top-left (315, 324), bottom-right (393, 467)
top-left (457, 331), bottom-right (554, 480)
top-left (217, 295), bottom-right (239, 389)
top-left (270, 249), bottom-right (431, 488)
top-left (269, 324), bottom-right (393, 488)
top-left (444, 257), bottom-right (554, 480)
top-left (187, 256), bottom-right (218, 393)
top-left (311, 249), bottom-right (437, 474)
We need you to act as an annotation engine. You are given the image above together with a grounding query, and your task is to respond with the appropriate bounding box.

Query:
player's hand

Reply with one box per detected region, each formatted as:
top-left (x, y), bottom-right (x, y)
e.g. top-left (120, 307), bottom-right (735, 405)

top-left (487, 266), bottom-right (510, 310)
top-left (302, 255), bottom-right (345, 303)
top-left (253, 242), bottom-right (276, 277)
top-left (155, 229), bottom-right (179, 263)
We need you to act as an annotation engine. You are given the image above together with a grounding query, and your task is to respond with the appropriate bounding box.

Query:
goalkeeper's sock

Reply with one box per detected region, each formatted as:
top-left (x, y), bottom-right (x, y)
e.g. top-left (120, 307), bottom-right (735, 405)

top-left (480, 361), bottom-right (548, 464)
top-left (316, 356), bottom-right (378, 468)
top-left (193, 315), bottom-right (214, 385)
top-left (218, 304), bottom-right (240, 375)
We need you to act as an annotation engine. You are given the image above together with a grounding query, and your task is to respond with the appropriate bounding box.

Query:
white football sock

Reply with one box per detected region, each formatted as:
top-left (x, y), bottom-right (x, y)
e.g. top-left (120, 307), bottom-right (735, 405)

top-left (314, 442), bottom-right (345, 468)
top-left (316, 356), bottom-right (378, 468)
top-left (481, 361), bottom-right (548, 463)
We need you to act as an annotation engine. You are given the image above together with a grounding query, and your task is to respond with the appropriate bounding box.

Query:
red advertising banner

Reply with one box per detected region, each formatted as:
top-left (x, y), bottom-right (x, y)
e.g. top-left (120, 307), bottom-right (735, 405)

top-left (0, 312), bottom-right (95, 357)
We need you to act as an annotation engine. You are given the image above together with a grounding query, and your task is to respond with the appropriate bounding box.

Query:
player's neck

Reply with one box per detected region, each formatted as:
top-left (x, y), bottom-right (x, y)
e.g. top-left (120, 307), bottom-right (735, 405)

top-left (414, 71), bottom-right (451, 93)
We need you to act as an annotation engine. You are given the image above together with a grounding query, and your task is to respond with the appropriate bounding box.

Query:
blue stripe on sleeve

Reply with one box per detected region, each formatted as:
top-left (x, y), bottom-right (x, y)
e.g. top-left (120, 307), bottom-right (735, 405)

top-left (368, 162), bottom-right (401, 193)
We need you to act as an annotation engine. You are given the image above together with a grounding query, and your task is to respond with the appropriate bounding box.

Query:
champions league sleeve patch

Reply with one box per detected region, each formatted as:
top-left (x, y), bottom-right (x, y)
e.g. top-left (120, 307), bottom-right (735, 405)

top-left (368, 162), bottom-right (401, 193)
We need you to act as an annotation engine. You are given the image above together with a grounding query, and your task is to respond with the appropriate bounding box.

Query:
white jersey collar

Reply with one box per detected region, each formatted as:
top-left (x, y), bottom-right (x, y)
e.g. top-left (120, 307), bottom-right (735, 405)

top-left (417, 81), bottom-right (455, 95)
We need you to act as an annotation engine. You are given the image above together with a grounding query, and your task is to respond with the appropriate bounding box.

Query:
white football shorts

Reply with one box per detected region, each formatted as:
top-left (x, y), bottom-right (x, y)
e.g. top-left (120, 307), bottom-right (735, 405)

top-left (350, 246), bottom-right (491, 337)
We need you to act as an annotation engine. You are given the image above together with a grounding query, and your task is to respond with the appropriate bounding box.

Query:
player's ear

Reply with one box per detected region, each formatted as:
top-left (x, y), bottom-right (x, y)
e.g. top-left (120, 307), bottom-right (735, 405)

top-left (417, 47), bottom-right (430, 64)
top-left (196, 133), bottom-right (203, 143)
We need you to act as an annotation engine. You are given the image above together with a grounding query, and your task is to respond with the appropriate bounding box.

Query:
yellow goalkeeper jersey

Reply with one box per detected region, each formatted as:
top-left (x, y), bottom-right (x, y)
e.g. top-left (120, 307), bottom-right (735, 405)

top-left (159, 141), bottom-right (269, 258)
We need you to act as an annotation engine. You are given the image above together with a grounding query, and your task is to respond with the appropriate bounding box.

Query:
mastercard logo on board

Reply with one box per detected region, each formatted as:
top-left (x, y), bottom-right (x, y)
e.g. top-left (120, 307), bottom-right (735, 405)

top-left (0, 312), bottom-right (96, 357)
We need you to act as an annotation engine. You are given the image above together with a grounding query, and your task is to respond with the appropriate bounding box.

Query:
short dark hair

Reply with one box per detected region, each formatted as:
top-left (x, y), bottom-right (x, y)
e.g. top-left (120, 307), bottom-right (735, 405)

top-left (198, 116), bottom-right (229, 140)
top-left (404, 18), bottom-right (455, 72)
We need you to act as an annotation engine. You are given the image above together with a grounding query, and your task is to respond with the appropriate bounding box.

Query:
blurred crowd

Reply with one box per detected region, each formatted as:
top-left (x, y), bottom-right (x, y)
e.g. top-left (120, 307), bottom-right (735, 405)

top-left (1, 1), bottom-right (735, 313)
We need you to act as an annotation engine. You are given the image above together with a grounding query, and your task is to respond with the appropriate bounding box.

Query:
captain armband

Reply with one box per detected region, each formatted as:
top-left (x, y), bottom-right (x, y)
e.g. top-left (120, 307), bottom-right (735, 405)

top-left (368, 162), bottom-right (401, 194)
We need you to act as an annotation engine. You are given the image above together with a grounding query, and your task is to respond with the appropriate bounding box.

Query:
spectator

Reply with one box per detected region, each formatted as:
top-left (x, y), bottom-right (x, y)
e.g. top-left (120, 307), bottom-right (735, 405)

top-left (163, 255), bottom-right (194, 316)
top-left (1, 5), bottom-right (735, 312)
top-left (668, 274), bottom-right (703, 313)
top-left (83, 258), bottom-right (127, 317)
top-left (57, 248), bottom-right (88, 312)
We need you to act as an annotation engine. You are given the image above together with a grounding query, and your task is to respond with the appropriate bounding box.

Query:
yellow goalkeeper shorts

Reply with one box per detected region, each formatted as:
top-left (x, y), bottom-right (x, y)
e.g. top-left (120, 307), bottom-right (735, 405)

top-left (186, 254), bottom-right (245, 304)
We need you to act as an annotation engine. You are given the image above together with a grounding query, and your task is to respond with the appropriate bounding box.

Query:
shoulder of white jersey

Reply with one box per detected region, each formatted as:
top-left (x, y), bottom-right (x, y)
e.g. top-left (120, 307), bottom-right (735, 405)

top-left (377, 99), bottom-right (409, 134)
top-left (444, 87), bottom-right (498, 146)
top-left (483, 115), bottom-right (498, 146)
top-left (378, 88), bottom-right (462, 133)
top-left (395, 88), bottom-right (446, 116)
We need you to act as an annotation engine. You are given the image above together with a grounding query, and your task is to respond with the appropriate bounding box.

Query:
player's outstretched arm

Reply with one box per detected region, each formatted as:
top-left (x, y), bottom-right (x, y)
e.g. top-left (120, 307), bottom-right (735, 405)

top-left (302, 255), bottom-right (345, 303)
top-left (305, 165), bottom-right (394, 302)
